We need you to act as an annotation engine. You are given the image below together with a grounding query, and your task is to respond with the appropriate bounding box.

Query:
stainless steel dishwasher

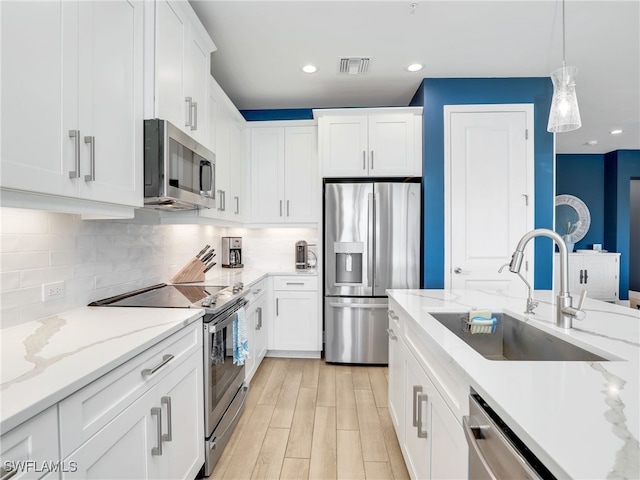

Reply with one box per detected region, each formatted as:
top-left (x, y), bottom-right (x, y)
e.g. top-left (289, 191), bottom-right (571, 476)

top-left (463, 392), bottom-right (557, 480)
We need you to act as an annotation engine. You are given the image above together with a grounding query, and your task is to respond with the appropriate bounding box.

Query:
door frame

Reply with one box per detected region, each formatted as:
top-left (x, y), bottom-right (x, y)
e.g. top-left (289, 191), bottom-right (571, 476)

top-left (443, 104), bottom-right (535, 290)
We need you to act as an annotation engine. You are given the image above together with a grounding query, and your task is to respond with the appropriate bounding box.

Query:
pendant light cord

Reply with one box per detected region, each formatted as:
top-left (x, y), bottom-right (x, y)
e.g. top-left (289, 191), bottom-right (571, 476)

top-left (562, 0), bottom-right (566, 68)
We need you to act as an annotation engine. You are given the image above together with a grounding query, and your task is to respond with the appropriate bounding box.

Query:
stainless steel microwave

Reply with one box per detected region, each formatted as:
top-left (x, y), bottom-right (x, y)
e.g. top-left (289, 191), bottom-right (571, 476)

top-left (143, 119), bottom-right (215, 210)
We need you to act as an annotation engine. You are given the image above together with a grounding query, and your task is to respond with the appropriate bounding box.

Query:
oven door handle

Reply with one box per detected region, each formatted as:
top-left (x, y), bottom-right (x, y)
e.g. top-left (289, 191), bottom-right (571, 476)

top-left (209, 385), bottom-right (249, 450)
top-left (211, 301), bottom-right (248, 333)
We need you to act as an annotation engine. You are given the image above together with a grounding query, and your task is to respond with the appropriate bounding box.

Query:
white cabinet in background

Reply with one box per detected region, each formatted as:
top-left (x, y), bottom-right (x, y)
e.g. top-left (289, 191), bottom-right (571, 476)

top-left (270, 276), bottom-right (320, 355)
top-left (249, 124), bottom-right (318, 224)
top-left (145, 0), bottom-right (216, 149)
top-left (0, 406), bottom-right (59, 479)
top-left (555, 253), bottom-right (620, 302)
top-left (245, 278), bottom-right (269, 382)
top-left (315, 108), bottom-right (423, 178)
top-left (1, 0), bottom-right (144, 212)
top-left (200, 76), bottom-right (246, 222)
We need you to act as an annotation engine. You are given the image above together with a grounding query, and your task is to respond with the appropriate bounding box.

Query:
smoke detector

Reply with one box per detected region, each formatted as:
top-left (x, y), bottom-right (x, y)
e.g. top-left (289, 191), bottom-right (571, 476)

top-left (338, 57), bottom-right (371, 75)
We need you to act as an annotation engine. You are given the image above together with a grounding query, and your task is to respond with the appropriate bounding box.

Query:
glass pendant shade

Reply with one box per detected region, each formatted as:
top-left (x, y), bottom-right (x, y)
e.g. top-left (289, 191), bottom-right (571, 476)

top-left (547, 65), bottom-right (582, 133)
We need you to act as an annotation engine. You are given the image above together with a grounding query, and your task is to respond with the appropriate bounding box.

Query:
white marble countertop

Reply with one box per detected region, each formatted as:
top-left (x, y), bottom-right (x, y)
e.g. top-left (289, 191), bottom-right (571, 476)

top-left (0, 307), bottom-right (203, 433)
top-left (387, 288), bottom-right (640, 479)
top-left (204, 267), bottom-right (318, 287)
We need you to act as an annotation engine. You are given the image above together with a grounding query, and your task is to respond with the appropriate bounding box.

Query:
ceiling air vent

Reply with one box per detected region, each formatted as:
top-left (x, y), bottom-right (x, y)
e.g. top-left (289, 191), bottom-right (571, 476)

top-left (338, 57), bottom-right (371, 75)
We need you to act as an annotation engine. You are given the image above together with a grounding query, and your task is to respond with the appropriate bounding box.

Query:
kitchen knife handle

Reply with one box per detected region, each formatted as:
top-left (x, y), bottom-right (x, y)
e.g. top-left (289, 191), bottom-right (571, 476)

top-left (196, 245), bottom-right (210, 258)
top-left (203, 262), bottom-right (216, 273)
top-left (68, 130), bottom-right (81, 178)
top-left (84, 136), bottom-right (96, 182)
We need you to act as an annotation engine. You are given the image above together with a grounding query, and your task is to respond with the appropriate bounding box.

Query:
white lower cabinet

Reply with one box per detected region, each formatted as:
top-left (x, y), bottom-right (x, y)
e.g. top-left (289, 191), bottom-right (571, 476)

top-left (59, 320), bottom-right (203, 479)
top-left (555, 252), bottom-right (621, 302)
top-left (388, 300), bottom-right (468, 480)
top-left (245, 279), bottom-right (269, 381)
top-left (270, 276), bottom-right (320, 354)
top-left (0, 407), bottom-right (60, 479)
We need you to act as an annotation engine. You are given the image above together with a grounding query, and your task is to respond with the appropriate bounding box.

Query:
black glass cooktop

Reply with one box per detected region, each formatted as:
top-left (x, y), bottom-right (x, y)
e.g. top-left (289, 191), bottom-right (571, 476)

top-left (89, 283), bottom-right (228, 308)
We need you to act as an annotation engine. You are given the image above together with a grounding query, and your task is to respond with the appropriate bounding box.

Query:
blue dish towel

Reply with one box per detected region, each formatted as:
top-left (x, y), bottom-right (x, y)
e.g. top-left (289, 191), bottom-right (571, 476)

top-left (233, 307), bottom-right (250, 365)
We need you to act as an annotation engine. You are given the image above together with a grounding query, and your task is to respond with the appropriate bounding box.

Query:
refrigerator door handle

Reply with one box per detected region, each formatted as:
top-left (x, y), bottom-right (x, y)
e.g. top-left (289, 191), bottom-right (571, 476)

top-left (368, 192), bottom-right (374, 288)
top-left (328, 302), bottom-right (388, 309)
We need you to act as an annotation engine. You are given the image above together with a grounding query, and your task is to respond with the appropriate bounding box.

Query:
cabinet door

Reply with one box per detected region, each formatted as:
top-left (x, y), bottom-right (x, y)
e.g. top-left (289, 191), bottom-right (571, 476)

top-left (153, 351), bottom-right (204, 480)
top-left (284, 127), bottom-right (318, 223)
top-left (63, 387), bottom-right (156, 479)
top-left (228, 116), bottom-right (245, 220)
top-left (368, 114), bottom-right (415, 176)
top-left (430, 393), bottom-right (468, 480)
top-left (273, 291), bottom-right (318, 351)
top-left (250, 128), bottom-right (285, 222)
top-left (244, 302), bottom-right (258, 380)
top-left (185, 24), bottom-right (210, 145)
top-left (320, 116), bottom-right (368, 177)
top-left (1, 1), bottom-right (77, 197)
top-left (583, 255), bottom-right (620, 301)
top-left (77, 0), bottom-right (143, 207)
top-left (403, 350), bottom-right (432, 480)
top-left (155, 0), bottom-right (188, 129)
top-left (255, 300), bottom-right (268, 361)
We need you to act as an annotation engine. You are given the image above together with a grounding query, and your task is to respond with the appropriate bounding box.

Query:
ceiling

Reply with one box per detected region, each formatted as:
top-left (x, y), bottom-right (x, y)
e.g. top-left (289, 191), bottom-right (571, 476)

top-left (189, 0), bottom-right (639, 154)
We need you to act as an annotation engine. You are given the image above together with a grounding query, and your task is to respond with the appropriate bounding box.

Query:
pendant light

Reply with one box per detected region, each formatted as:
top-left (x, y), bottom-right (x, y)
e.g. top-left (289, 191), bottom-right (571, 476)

top-left (547, 0), bottom-right (582, 133)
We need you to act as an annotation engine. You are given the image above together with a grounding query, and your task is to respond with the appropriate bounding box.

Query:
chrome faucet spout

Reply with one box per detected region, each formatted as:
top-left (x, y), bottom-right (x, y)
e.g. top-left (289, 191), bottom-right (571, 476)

top-left (508, 228), bottom-right (584, 328)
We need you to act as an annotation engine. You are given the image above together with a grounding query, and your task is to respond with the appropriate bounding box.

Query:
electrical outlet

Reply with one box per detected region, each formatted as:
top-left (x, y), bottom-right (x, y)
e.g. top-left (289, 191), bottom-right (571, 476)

top-left (42, 281), bottom-right (65, 302)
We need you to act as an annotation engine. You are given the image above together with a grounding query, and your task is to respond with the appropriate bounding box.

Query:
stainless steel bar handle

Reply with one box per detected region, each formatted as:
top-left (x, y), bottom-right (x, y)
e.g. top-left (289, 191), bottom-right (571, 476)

top-left (191, 102), bottom-right (198, 130)
top-left (276, 298), bottom-right (279, 316)
top-left (463, 416), bottom-right (498, 480)
top-left (362, 151), bottom-right (366, 170)
top-left (388, 310), bottom-right (399, 320)
top-left (287, 200), bottom-right (290, 217)
top-left (412, 385), bottom-right (422, 427)
top-left (329, 302), bottom-right (388, 309)
top-left (286, 282), bottom-right (305, 286)
top-left (367, 192), bottom-right (374, 288)
top-left (370, 150), bottom-right (374, 170)
top-left (218, 190), bottom-right (224, 211)
top-left (0, 466), bottom-right (17, 480)
top-left (579, 269), bottom-right (584, 284)
top-left (416, 392), bottom-right (428, 438)
top-left (68, 130), bottom-right (81, 178)
top-left (185, 97), bottom-right (192, 127)
top-left (257, 307), bottom-right (262, 329)
top-left (84, 136), bottom-right (95, 182)
top-left (161, 396), bottom-right (173, 442)
top-left (141, 354), bottom-right (174, 376)
top-left (151, 407), bottom-right (163, 455)
top-left (584, 269), bottom-right (588, 284)
top-left (279, 200), bottom-right (283, 217)
top-left (234, 196), bottom-right (240, 214)
top-left (386, 328), bottom-right (397, 340)
top-left (222, 191), bottom-right (226, 211)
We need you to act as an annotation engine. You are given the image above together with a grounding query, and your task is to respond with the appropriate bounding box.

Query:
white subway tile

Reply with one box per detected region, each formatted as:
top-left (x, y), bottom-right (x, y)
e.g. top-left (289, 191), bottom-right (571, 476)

top-left (0, 210), bottom-right (50, 234)
top-left (0, 252), bottom-right (49, 272)
top-left (0, 286), bottom-right (42, 309)
top-left (1, 272), bottom-right (21, 292)
top-left (0, 307), bottom-right (22, 329)
top-left (50, 248), bottom-right (95, 266)
top-left (20, 266), bottom-right (74, 288)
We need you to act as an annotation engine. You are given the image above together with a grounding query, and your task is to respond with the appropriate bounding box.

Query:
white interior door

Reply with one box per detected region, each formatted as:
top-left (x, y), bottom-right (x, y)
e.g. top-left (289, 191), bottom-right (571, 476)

top-left (445, 105), bottom-right (534, 294)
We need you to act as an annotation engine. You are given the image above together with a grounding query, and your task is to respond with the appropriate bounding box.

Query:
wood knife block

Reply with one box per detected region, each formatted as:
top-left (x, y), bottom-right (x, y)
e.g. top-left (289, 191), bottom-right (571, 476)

top-left (171, 257), bottom-right (206, 284)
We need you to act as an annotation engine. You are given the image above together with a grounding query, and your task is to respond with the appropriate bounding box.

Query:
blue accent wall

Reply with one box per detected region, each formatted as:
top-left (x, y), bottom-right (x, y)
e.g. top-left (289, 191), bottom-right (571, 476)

top-left (604, 150), bottom-right (640, 300)
top-left (412, 78), bottom-right (555, 289)
top-left (241, 109), bottom-right (314, 121)
top-left (556, 154), bottom-right (606, 249)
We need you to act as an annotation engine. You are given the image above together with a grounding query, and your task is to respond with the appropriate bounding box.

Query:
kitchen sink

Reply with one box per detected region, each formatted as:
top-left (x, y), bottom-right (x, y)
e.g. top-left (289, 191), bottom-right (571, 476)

top-left (429, 312), bottom-right (609, 361)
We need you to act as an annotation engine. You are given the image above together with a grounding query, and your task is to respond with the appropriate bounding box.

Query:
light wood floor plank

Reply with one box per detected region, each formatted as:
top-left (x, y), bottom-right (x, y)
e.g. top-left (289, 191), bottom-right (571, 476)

top-left (258, 358), bottom-right (290, 405)
top-left (280, 458), bottom-right (310, 480)
top-left (334, 365), bottom-right (352, 375)
top-left (336, 371), bottom-right (358, 431)
top-left (270, 384), bottom-right (300, 428)
top-left (251, 357), bottom-right (276, 388)
top-left (283, 359), bottom-right (305, 387)
top-left (309, 406), bottom-right (337, 480)
top-left (352, 367), bottom-right (372, 390)
top-left (355, 390), bottom-right (389, 463)
top-left (317, 361), bottom-right (336, 407)
top-left (364, 461), bottom-right (395, 480)
top-left (300, 358), bottom-right (320, 388)
top-left (223, 403), bottom-right (276, 480)
top-left (377, 407), bottom-right (410, 480)
top-left (369, 367), bottom-right (389, 408)
top-left (285, 387), bottom-right (317, 459)
top-left (251, 427), bottom-right (290, 480)
top-left (337, 430), bottom-right (366, 480)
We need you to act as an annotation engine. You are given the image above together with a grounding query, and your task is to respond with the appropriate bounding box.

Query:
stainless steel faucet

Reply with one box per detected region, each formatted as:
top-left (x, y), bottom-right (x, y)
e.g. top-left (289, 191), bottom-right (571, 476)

top-left (508, 228), bottom-right (586, 329)
top-left (499, 263), bottom-right (538, 314)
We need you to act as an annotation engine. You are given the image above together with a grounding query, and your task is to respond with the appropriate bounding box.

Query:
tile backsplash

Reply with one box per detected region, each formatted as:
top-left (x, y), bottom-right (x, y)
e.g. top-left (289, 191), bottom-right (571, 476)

top-left (0, 207), bottom-right (317, 328)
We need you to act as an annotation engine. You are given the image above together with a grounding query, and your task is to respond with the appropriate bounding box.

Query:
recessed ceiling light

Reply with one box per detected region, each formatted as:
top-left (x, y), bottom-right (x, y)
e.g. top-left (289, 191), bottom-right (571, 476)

top-left (609, 129), bottom-right (624, 135)
top-left (407, 63), bottom-right (423, 72)
top-left (586, 140), bottom-right (599, 146)
top-left (302, 64), bottom-right (317, 74)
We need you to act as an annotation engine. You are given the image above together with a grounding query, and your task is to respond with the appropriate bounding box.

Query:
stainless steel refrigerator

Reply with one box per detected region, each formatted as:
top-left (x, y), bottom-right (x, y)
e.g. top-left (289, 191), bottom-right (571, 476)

top-left (324, 181), bottom-right (421, 364)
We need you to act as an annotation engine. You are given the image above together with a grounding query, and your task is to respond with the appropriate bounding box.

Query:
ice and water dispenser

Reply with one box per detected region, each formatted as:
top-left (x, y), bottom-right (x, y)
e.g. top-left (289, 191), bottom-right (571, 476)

top-left (334, 242), bottom-right (364, 285)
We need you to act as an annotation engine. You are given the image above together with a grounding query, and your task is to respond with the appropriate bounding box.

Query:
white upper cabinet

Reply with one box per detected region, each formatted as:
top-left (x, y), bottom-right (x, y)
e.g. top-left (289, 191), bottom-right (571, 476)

top-left (249, 123), bottom-right (318, 225)
top-left (1, 0), bottom-right (144, 212)
top-left (315, 108), bottom-right (423, 178)
top-left (146, 0), bottom-right (216, 149)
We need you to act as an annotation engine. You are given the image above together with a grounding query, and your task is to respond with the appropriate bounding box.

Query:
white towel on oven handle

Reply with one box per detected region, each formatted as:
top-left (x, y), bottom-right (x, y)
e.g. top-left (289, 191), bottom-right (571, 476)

top-left (233, 306), bottom-right (250, 365)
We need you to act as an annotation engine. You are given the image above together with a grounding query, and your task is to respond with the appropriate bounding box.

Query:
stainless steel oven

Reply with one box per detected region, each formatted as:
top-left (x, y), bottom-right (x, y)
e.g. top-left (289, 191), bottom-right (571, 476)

top-left (202, 298), bottom-right (249, 476)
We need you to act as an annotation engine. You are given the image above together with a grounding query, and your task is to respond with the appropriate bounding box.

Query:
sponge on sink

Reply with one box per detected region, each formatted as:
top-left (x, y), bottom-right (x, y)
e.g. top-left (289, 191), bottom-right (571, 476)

top-left (468, 309), bottom-right (497, 334)
top-left (468, 309), bottom-right (492, 321)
